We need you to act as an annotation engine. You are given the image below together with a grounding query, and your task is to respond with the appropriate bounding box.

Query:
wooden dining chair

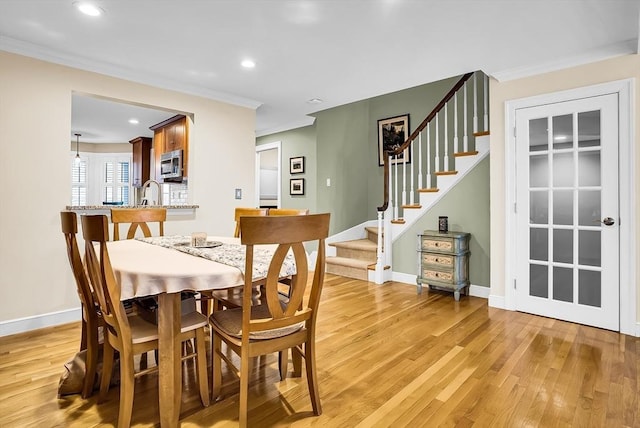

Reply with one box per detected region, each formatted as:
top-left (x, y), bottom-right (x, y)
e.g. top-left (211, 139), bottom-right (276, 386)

top-left (111, 207), bottom-right (166, 240)
top-left (267, 208), bottom-right (309, 216)
top-left (233, 207), bottom-right (268, 238)
top-left (81, 214), bottom-right (209, 428)
top-left (60, 211), bottom-right (102, 399)
top-left (201, 207), bottom-right (269, 316)
top-left (209, 213), bottom-right (330, 427)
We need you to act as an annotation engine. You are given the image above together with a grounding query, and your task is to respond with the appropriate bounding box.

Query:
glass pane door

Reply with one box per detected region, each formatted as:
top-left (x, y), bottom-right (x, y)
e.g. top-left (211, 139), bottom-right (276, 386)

top-left (515, 94), bottom-right (618, 331)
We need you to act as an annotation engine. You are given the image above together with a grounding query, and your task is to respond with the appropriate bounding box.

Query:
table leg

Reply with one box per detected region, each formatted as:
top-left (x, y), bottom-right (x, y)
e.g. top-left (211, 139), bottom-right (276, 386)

top-left (158, 292), bottom-right (181, 427)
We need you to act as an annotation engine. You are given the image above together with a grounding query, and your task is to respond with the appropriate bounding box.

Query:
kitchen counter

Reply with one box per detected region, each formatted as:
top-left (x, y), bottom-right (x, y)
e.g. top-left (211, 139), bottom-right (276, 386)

top-left (65, 205), bottom-right (199, 217)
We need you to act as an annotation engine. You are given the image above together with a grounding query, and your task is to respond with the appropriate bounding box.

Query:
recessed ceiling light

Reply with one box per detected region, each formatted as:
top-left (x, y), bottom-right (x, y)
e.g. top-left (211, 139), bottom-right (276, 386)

top-left (241, 59), bottom-right (256, 69)
top-left (128, 118), bottom-right (139, 125)
top-left (74, 2), bottom-right (104, 17)
top-left (307, 98), bottom-right (323, 104)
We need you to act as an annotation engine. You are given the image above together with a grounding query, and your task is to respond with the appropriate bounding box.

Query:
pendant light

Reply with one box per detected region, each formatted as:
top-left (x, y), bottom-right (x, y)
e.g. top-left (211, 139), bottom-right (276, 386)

top-left (74, 133), bottom-right (81, 165)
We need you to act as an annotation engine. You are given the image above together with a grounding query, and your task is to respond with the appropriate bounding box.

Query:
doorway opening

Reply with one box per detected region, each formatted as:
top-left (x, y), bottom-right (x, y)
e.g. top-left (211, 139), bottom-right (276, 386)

top-left (255, 142), bottom-right (281, 209)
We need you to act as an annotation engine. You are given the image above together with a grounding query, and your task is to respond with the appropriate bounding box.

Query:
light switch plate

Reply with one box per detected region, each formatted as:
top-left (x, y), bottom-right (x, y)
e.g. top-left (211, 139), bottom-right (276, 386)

top-left (235, 188), bottom-right (242, 199)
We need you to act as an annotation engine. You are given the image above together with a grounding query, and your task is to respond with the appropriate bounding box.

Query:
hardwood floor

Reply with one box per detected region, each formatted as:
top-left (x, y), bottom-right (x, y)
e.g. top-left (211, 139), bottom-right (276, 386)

top-left (1, 274), bottom-right (638, 427)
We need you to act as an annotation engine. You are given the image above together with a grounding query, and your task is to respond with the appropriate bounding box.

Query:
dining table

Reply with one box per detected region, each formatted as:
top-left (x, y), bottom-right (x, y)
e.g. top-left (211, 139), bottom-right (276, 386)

top-left (105, 235), bottom-right (296, 427)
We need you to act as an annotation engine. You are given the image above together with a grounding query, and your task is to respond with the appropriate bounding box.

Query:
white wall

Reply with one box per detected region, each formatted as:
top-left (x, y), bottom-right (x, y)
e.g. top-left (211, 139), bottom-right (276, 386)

top-left (489, 54), bottom-right (640, 323)
top-left (0, 51), bottom-right (256, 324)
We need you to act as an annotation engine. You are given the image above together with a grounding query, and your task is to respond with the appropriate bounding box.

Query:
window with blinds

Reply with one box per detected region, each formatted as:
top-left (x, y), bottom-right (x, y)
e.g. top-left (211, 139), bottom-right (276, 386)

top-left (103, 160), bottom-right (130, 205)
top-left (71, 159), bottom-right (87, 206)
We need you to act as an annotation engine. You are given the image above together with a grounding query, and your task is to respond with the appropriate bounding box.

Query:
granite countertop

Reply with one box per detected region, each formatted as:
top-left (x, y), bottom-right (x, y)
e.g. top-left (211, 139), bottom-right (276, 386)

top-left (66, 204), bottom-right (199, 210)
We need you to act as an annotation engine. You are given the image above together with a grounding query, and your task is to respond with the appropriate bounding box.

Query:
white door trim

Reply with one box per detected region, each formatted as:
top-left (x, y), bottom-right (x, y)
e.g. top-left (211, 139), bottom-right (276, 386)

top-left (504, 78), bottom-right (636, 336)
top-left (255, 141), bottom-right (282, 208)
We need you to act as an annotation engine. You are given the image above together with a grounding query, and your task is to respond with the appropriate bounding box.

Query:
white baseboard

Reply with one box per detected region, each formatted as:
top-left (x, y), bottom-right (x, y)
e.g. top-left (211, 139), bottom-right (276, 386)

top-left (0, 307), bottom-right (81, 337)
top-left (389, 271), bottom-right (489, 299)
top-left (488, 294), bottom-right (507, 309)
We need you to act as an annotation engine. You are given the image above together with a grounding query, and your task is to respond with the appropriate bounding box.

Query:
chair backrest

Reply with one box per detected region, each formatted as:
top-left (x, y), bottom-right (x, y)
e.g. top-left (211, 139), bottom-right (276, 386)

top-left (111, 207), bottom-right (166, 240)
top-left (82, 214), bottom-right (132, 348)
top-left (233, 207), bottom-right (268, 238)
top-left (60, 211), bottom-right (99, 323)
top-left (238, 213), bottom-right (330, 339)
top-left (268, 208), bottom-right (309, 216)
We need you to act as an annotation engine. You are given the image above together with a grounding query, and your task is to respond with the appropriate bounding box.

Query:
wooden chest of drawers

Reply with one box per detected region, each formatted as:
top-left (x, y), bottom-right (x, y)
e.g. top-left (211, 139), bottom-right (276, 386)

top-left (417, 230), bottom-right (470, 300)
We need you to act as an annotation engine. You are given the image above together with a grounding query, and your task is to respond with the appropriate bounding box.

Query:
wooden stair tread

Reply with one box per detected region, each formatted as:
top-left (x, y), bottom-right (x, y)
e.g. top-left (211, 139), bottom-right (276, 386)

top-left (435, 170), bottom-right (458, 176)
top-left (418, 188), bottom-right (439, 193)
top-left (454, 150), bottom-right (479, 157)
top-left (326, 256), bottom-right (372, 269)
top-left (474, 130), bottom-right (490, 137)
top-left (401, 204), bottom-right (421, 209)
top-left (329, 239), bottom-right (377, 252)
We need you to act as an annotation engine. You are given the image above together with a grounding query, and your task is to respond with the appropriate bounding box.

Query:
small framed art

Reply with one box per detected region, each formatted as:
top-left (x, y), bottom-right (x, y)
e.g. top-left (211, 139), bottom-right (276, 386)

top-left (290, 156), bottom-right (305, 174)
top-left (290, 178), bottom-right (305, 195)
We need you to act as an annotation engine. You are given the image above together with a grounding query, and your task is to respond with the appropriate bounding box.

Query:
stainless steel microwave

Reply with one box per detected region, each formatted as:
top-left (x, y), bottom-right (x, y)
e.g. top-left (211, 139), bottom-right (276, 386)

top-left (160, 149), bottom-right (183, 181)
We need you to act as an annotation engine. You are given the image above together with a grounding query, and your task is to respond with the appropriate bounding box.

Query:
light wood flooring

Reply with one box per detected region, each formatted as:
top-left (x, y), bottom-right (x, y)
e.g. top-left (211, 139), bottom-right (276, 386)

top-left (1, 274), bottom-right (639, 427)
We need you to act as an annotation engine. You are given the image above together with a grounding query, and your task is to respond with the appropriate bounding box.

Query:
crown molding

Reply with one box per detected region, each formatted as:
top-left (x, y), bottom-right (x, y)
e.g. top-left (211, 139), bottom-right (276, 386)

top-left (0, 36), bottom-right (262, 110)
top-left (255, 116), bottom-right (316, 138)
top-left (487, 39), bottom-right (638, 82)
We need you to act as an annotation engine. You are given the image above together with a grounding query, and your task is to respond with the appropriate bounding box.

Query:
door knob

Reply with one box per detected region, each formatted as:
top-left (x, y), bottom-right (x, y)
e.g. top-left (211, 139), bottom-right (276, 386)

top-left (602, 217), bottom-right (615, 226)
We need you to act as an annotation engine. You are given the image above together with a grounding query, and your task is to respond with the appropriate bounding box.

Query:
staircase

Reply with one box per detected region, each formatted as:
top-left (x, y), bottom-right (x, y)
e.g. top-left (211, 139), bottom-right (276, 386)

top-left (325, 71), bottom-right (489, 282)
top-left (326, 227), bottom-right (379, 280)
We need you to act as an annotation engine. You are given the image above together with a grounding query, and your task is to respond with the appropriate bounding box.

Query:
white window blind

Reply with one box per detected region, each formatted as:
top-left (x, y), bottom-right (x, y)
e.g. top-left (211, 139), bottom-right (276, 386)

top-left (69, 152), bottom-right (132, 206)
top-left (103, 160), bottom-right (130, 205)
top-left (71, 159), bottom-right (87, 205)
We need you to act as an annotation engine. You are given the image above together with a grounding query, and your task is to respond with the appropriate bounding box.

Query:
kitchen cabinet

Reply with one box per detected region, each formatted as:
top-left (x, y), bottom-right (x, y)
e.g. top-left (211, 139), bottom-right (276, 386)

top-left (417, 230), bottom-right (470, 301)
top-left (129, 136), bottom-right (152, 187)
top-left (150, 114), bottom-right (189, 180)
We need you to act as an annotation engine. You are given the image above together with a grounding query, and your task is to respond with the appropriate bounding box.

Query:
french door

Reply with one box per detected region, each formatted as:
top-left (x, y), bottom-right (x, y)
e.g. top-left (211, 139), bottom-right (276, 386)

top-left (514, 94), bottom-right (619, 331)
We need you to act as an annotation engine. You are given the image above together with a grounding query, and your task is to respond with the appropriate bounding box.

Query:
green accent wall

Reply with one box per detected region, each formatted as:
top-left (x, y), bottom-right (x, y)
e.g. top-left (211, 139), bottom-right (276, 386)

top-left (392, 156), bottom-right (490, 287)
top-left (312, 75), bottom-right (462, 234)
top-left (257, 74), bottom-right (490, 287)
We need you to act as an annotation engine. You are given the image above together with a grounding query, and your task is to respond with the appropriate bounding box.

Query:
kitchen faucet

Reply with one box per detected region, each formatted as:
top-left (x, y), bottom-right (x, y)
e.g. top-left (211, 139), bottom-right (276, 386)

top-left (140, 179), bottom-right (163, 206)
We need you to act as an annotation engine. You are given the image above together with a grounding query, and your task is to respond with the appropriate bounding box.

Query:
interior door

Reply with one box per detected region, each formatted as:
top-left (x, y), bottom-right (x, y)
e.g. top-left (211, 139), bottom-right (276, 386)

top-left (514, 94), bottom-right (619, 331)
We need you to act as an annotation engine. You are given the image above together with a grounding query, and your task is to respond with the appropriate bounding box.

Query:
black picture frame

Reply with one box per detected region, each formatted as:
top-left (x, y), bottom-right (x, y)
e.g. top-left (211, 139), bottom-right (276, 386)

top-left (289, 156), bottom-right (305, 174)
top-left (290, 178), bottom-right (305, 195)
top-left (377, 114), bottom-right (410, 166)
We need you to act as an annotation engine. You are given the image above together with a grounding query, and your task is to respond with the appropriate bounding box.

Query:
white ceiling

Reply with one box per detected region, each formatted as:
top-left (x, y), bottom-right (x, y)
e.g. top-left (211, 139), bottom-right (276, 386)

top-left (1, 0), bottom-right (638, 144)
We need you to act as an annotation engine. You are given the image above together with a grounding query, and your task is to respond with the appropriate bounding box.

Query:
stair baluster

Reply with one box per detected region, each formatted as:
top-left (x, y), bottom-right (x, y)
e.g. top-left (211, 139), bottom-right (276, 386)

top-left (444, 102), bottom-right (449, 171)
top-left (435, 111), bottom-right (440, 173)
top-left (417, 131), bottom-right (423, 190)
top-left (484, 74), bottom-right (489, 131)
top-left (426, 123), bottom-right (432, 189)
top-left (473, 73), bottom-right (478, 134)
top-left (454, 90), bottom-right (459, 153)
top-left (463, 81), bottom-right (469, 152)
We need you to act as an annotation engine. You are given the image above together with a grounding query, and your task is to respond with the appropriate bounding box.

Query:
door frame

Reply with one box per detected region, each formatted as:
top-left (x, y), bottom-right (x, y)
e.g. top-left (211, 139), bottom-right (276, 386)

top-left (255, 141), bottom-right (281, 208)
top-left (504, 79), bottom-right (636, 336)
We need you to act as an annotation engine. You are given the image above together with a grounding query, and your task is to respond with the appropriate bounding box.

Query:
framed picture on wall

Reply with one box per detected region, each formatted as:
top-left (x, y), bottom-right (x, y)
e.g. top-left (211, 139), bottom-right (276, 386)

top-left (377, 114), bottom-right (410, 166)
top-left (290, 156), bottom-right (305, 174)
top-left (290, 178), bottom-right (305, 195)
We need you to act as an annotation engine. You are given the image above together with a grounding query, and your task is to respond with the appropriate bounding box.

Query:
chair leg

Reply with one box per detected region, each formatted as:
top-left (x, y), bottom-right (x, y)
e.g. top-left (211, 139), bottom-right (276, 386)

top-left (211, 332), bottom-right (222, 400)
top-left (239, 351), bottom-right (251, 428)
top-left (292, 346), bottom-right (302, 377)
top-left (99, 339), bottom-right (114, 403)
top-left (278, 349), bottom-right (288, 381)
top-left (80, 315), bottom-right (88, 351)
top-left (304, 340), bottom-right (322, 415)
top-left (118, 353), bottom-right (135, 428)
top-left (82, 320), bottom-right (100, 398)
top-left (195, 328), bottom-right (210, 406)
